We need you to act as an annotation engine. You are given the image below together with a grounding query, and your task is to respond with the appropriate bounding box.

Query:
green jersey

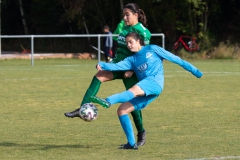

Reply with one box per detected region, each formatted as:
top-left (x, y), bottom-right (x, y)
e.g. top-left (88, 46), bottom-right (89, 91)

top-left (113, 20), bottom-right (125, 41)
top-left (112, 22), bottom-right (151, 63)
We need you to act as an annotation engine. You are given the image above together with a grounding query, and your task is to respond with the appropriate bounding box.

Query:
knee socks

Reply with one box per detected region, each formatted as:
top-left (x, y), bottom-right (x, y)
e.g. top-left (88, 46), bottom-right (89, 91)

top-left (119, 114), bottom-right (135, 146)
top-left (80, 76), bottom-right (101, 106)
top-left (106, 90), bottom-right (134, 105)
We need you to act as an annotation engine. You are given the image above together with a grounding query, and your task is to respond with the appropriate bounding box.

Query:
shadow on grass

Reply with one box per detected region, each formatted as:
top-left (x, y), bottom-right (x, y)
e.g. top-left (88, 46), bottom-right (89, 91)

top-left (0, 142), bottom-right (93, 150)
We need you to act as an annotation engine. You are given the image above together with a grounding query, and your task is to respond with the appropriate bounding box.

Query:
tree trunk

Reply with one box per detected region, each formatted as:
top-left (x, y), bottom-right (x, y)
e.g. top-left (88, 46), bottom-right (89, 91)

top-left (120, 0), bottom-right (124, 10)
top-left (80, 10), bottom-right (90, 42)
top-left (188, 3), bottom-right (194, 32)
top-left (203, 2), bottom-right (208, 33)
top-left (60, 0), bottom-right (73, 33)
top-left (0, 2), bottom-right (1, 55)
top-left (19, 0), bottom-right (29, 34)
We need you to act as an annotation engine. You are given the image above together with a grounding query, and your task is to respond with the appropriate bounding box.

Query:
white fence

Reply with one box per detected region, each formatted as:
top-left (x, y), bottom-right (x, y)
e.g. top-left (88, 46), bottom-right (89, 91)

top-left (0, 33), bottom-right (164, 65)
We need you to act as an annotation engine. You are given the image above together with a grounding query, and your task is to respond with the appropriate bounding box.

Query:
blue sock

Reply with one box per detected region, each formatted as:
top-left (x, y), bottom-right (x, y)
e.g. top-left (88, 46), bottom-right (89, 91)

top-left (106, 90), bottom-right (134, 105)
top-left (119, 114), bottom-right (135, 146)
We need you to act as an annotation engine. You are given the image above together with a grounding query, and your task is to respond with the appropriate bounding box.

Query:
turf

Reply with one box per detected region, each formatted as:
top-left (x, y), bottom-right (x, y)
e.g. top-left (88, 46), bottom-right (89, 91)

top-left (0, 59), bottom-right (239, 160)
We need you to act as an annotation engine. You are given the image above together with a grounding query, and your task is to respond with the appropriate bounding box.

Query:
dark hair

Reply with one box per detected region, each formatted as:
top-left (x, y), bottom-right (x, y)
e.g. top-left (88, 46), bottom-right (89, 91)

top-left (124, 3), bottom-right (148, 27)
top-left (103, 25), bottom-right (110, 30)
top-left (126, 32), bottom-right (145, 46)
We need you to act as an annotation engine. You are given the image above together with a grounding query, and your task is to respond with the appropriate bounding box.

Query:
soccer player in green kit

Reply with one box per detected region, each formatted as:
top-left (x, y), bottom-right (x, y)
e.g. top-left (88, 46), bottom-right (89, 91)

top-left (64, 3), bottom-right (151, 146)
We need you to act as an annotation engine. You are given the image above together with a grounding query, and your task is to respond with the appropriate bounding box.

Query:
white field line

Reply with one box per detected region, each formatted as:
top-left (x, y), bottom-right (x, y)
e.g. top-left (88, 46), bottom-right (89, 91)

top-left (165, 71), bottom-right (240, 74)
top-left (165, 71), bottom-right (240, 76)
top-left (2, 71), bottom-right (240, 81)
top-left (0, 64), bottom-right (93, 71)
top-left (3, 77), bottom-right (91, 81)
top-left (184, 155), bottom-right (240, 160)
top-left (53, 64), bottom-right (80, 66)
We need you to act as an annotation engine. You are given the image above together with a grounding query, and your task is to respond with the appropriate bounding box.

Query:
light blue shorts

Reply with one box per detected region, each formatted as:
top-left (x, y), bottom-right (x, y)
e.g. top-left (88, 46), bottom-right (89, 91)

top-left (129, 77), bottom-right (163, 110)
top-left (129, 94), bottom-right (159, 110)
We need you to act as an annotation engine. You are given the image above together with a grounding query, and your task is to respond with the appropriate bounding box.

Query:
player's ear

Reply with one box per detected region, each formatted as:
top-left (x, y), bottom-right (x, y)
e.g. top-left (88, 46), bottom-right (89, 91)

top-left (137, 39), bottom-right (140, 44)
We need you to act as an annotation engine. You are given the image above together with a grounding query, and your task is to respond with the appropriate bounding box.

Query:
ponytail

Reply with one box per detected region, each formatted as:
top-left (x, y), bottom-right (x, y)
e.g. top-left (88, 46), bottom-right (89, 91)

top-left (124, 3), bottom-right (148, 27)
top-left (138, 9), bottom-right (147, 27)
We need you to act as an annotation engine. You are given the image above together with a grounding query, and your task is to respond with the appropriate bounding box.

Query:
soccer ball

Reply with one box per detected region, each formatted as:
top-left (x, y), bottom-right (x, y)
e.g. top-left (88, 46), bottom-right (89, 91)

top-left (79, 103), bottom-right (98, 122)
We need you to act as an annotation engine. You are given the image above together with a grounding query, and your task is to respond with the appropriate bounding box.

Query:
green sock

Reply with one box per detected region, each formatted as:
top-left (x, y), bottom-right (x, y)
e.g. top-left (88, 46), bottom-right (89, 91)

top-left (80, 76), bottom-right (101, 106)
top-left (131, 110), bottom-right (144, 133)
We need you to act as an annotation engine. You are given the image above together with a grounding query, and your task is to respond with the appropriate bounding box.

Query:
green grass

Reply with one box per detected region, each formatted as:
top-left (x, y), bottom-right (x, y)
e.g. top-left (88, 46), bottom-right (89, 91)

top-left (0, 59), bottom-right (239, 160)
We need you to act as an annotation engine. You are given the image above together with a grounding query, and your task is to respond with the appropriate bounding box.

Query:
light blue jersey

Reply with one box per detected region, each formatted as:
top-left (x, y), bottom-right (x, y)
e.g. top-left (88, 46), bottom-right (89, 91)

top-left (99, 45), bottom-right (203, 94)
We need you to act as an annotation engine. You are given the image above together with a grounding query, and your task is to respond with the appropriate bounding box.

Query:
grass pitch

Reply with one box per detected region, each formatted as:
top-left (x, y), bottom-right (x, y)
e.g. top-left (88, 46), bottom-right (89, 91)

top-left (0, 59), bottom-right (239, 160)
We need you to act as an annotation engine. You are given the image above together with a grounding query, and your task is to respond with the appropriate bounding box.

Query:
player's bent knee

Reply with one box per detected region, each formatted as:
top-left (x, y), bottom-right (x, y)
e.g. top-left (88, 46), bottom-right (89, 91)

top-left (117, 102), bottom-right (135, 116)
top-left (117, 108), bottom-right (126, 116)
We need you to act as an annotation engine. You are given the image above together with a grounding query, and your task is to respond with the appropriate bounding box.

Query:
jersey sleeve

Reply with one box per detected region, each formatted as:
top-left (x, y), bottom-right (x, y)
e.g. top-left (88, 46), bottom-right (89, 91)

top-left (153, 45), bottom-right (203, 78)
top-left (99, 57), bottom-right (133, 71)
top-left (113, 20), bottom-right (125, 41)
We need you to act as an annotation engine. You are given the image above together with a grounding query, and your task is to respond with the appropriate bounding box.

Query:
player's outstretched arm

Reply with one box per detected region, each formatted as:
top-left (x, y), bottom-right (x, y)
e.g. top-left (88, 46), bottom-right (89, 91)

top-left (98, 58), bottom-right (133, 71)
top-left (154, 45), bottom-right (203, 78)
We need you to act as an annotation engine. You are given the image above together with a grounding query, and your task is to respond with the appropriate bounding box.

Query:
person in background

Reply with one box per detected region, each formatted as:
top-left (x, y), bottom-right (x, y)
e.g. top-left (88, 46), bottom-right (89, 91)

top-left (103, 25), bottom-right (113, 62)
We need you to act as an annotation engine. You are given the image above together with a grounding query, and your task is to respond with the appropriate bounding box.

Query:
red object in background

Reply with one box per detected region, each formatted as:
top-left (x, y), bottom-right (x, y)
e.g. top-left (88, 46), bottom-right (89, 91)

top-left (108, 49), bottom-right (113, 57)
top-left (20, 45), bottom-right (31, 54)
top-left (173, 36), bottom-right (200, 52)
top-left (21, 49), bottom-right (31, 54)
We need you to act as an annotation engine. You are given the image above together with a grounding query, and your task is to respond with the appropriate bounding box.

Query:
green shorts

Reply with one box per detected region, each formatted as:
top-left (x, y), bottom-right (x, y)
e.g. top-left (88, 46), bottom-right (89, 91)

top-left (112, 71), bottom-right (139, 90)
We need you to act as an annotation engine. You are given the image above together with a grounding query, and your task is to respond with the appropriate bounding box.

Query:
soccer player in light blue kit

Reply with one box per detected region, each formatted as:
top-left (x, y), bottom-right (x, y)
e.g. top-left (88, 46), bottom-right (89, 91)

top-left (90, 32), bottom-right (203, 150)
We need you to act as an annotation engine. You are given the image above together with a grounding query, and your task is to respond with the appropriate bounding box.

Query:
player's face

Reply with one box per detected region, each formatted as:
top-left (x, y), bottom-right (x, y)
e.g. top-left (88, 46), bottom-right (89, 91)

top-left (103, 28), bottom-right (108, 33)
top-left (123, 8), bottom-right (138, 26)
top-left (126, 36), bottom-right (142, 52)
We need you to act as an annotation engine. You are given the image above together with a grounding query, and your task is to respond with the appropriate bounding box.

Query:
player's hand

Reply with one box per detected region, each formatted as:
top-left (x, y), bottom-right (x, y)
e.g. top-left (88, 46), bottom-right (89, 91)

top-left (124, 71), bottom-right (134, 78)
top-left (195, 70), bottom-right (203, 78)
top-left (96, 64), bottom-right (102, 71)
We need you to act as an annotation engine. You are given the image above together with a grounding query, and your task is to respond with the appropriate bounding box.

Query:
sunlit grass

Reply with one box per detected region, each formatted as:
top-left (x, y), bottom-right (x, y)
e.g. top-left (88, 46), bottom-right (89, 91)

top-left (0, 59), bottom-right (239, 160)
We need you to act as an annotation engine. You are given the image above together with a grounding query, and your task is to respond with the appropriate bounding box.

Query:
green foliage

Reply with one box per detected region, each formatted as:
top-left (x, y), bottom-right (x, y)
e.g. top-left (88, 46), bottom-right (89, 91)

top-left (173, 36), bottom-right (240, 60)
top-left (1, 0), bottom-right (240, 51)
top-left (0, 59), bottom-right (239, 159)
top-left (198, 31), bottom-right (216, 51)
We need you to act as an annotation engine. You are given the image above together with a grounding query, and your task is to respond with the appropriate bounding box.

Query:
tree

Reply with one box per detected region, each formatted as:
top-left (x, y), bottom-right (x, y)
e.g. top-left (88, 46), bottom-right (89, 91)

top-left (1, 0), bottom-right (240, 51)
top-left (19, 0), bottom-right (29, 34)
top-left (58, 0), bottom-right (84, 33)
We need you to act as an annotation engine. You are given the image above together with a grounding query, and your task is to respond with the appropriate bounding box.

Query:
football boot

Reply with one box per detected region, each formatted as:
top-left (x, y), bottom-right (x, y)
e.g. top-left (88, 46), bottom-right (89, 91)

top-left (90, 96), bottom-right (111, 108)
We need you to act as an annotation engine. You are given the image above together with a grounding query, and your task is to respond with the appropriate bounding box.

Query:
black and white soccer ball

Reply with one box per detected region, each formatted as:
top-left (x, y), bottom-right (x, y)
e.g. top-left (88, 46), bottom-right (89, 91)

top-left (79, 103), bottom-right (98, 122)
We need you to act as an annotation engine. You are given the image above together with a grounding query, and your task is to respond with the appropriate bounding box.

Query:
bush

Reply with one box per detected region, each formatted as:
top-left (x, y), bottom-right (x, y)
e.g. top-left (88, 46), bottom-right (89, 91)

top-left (208, 42), bottom-right (240, 59)
top-left (173, 41), bottom-right (240, 60)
